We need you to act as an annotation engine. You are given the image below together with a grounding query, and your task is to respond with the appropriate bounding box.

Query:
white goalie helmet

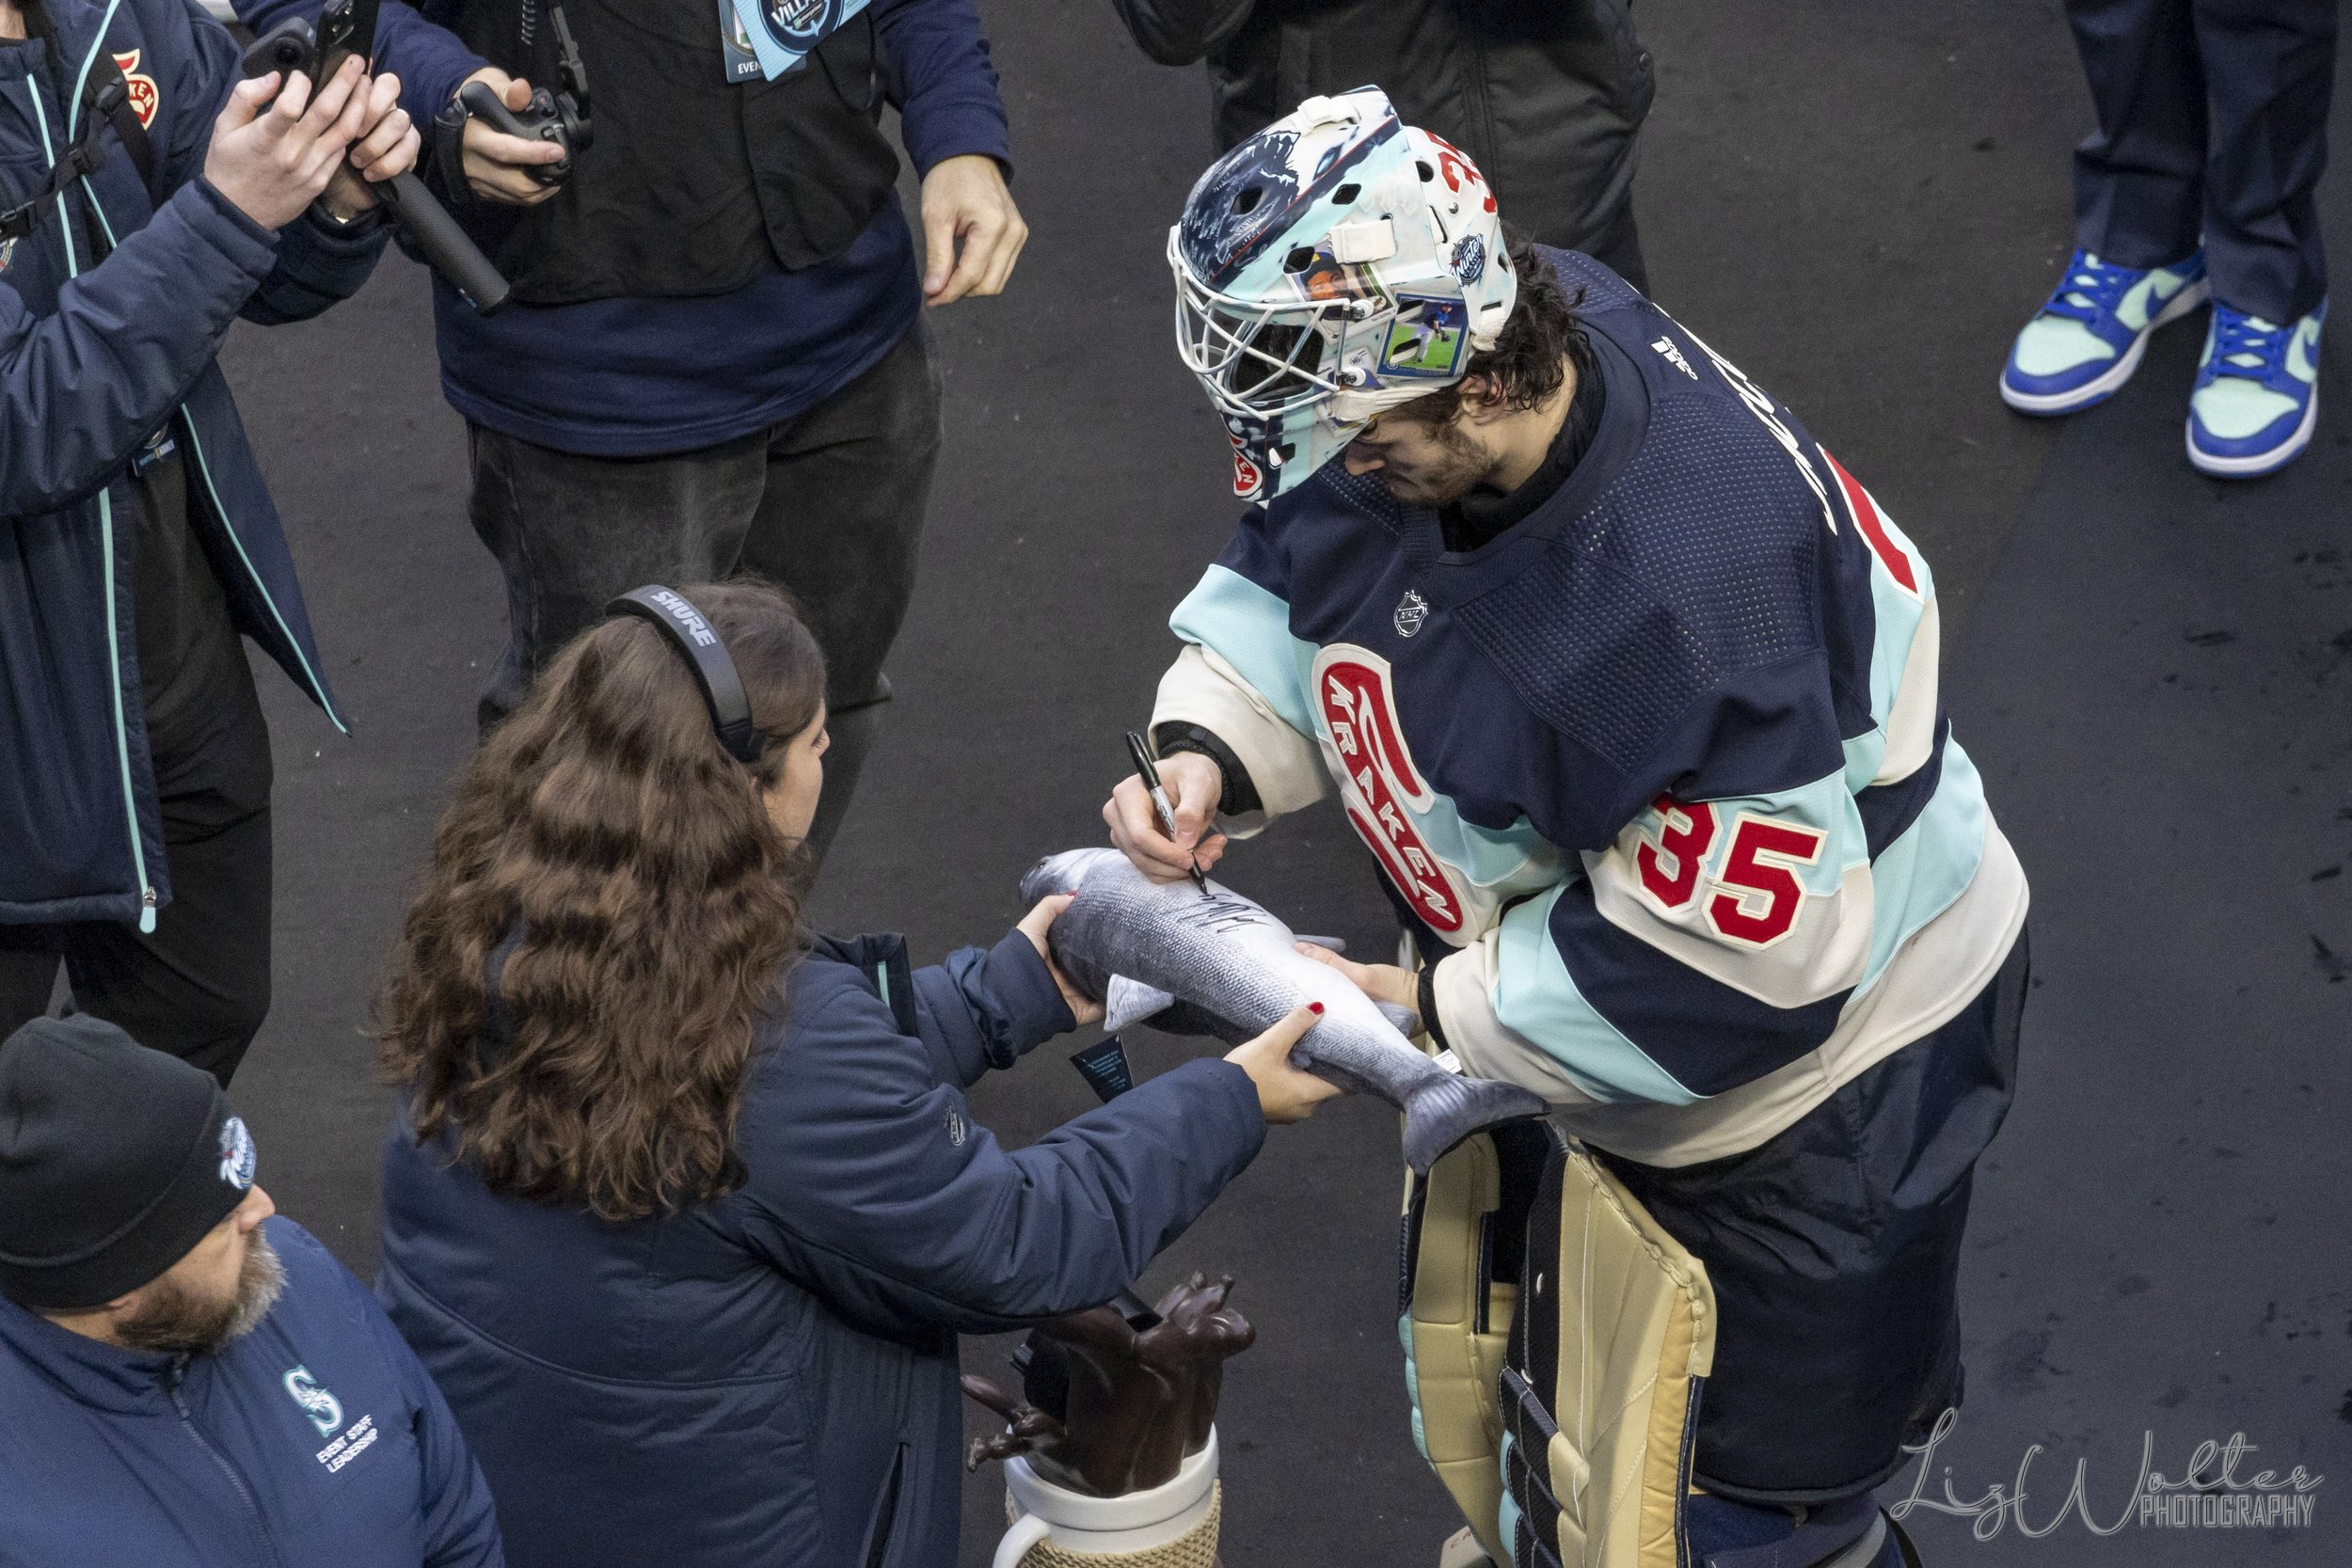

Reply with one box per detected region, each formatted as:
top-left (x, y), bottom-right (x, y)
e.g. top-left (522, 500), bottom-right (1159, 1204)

top-left (1168, 87), bottom-right (1519, 501)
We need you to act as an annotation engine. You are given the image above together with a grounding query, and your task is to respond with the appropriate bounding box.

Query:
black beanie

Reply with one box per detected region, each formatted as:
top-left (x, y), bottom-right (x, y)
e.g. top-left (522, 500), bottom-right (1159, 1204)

top-left (0, 1016), bottom-right (256, 1311)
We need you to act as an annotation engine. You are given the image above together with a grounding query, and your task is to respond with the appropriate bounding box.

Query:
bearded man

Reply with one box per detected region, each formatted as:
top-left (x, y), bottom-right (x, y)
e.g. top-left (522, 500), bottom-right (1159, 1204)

top-left (0, 1016), bottom-right (503, 1568)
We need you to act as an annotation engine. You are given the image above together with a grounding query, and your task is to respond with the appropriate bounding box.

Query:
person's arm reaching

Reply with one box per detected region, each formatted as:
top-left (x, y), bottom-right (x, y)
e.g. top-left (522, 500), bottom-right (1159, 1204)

top-left (732, 984), bottom-right (1329, 1338)
top-left (1109, 514), bottom-right (1329, 879)
top-left (909, 899), bottom-right (1103, 1089)
top-left (232, 0), bottom-right (482, 146)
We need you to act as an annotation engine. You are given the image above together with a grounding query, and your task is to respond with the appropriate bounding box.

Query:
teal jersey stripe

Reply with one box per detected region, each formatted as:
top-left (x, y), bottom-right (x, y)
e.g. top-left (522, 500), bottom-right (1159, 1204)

top-left (1495, 885), bottom-right (1703, 1105)
top-left (1168, 564), bottom-right (1319, 735)
top-left (1854, 736), bottom-right (1990, 994)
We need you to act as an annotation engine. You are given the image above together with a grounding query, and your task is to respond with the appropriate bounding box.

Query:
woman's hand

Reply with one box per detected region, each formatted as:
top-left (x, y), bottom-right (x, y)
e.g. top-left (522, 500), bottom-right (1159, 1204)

top-left (1225, 1005), bottom-right (1343, 1124)
top-left (1017, 895), bottom-right (1104, 1025)
top-left (1295, 942), bottom-right (1421, 1034)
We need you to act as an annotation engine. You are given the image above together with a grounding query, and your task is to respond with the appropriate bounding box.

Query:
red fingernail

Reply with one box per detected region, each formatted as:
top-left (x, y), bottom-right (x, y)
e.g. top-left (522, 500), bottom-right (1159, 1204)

top-left (1309, 1002), bottom-right (1324, 1015)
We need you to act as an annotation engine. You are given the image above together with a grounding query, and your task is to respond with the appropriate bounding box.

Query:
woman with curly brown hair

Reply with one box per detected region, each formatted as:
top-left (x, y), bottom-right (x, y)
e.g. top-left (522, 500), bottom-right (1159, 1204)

top-left (370, 579), bottom-right (1335, 1568)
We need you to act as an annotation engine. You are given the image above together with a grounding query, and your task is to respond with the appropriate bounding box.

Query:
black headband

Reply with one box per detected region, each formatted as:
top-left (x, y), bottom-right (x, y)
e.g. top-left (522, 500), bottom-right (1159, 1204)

top-left (605, 586), bottom-right (764, 763)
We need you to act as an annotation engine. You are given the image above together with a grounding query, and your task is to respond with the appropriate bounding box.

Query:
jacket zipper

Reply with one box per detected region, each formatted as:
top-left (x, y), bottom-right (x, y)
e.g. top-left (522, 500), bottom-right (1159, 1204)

top-left (167, 1359), bottom-right (291, 1568)
top-left (29, 70), bottom-right (158, 930)
top-left (65, 111), bottom-right (349, 741)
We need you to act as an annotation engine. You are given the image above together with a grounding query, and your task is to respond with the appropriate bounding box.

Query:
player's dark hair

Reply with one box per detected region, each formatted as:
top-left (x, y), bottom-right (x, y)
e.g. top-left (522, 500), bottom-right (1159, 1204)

top-left (1398, 226), bottom-right (1585, 421)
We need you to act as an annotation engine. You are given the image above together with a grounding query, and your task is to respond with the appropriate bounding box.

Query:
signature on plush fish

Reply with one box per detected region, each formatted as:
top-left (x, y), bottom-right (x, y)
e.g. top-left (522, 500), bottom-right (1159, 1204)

top-left (1020, 847), bottom-right (1545, 1173)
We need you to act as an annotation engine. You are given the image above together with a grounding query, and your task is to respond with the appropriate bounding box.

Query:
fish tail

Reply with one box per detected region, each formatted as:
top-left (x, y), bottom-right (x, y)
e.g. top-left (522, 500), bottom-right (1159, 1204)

top-left (1400, 1073), bottom-right (1549, 1174)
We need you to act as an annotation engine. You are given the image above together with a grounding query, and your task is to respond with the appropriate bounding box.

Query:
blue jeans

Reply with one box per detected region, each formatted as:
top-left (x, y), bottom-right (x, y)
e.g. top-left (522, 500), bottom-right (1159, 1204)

top-left (2067, 0), bottom-right (2337, 319)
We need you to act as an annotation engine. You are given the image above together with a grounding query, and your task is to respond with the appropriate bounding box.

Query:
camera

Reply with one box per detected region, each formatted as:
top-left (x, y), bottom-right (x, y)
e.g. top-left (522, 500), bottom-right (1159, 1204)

top-left (454, 6), bottom-right (593, 189)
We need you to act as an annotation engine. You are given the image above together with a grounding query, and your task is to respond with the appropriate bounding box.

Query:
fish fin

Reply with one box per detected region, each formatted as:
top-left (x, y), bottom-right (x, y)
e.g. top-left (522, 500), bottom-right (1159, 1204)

top-left (1375, 1001), bottom-right (1422, 1037)
top-left (1399, 1074), bottom-right (1549, 1175)
top-left (1103, 975), bottom-right (1178, 1034)
top-left (1294, 935), bottom-right (1348, 954)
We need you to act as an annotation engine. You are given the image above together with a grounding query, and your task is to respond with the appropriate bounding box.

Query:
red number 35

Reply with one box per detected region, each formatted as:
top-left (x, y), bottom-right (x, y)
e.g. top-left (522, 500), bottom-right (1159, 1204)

top-left (1633, 796), bottom-right (1826, 947)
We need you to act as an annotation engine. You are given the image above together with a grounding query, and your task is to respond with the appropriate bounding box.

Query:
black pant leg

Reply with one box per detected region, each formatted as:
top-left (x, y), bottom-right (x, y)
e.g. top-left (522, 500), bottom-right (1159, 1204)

top-left (0, 943), bottom-right (65, 1037)
top-left (466, 422), bottom-right (772, 734)
top-left (55, 640), bottom-right (275, 1086)
top-left (2068, 0), bottom-right (2210, 268)
top-left (1594, 932), bottom-right (2030, 1503)
top-left (2193, 0), bottom-right (2336, 319)
top-left (737, 322), bottom-right (944, 863)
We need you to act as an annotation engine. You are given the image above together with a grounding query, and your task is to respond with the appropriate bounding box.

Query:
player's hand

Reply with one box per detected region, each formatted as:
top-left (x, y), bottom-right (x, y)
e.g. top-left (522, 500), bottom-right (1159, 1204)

top-left (319, 70), bottom-right (416, 217)
top-left (1104, 750), bottom-right (1227, 883)
top-left (1016, 895), bottom-right (1104, 1025)
top-left (204, 56), bottom-right (370, 230)
top-left (456, 68), bottom-right (565, 205)
top-left (1226, 1005), bottom-right (1344, 1123)
top-left (919, 153), bottom-right (1026, 307)
top-left (1295, 942), bottom-right (1421, 1032)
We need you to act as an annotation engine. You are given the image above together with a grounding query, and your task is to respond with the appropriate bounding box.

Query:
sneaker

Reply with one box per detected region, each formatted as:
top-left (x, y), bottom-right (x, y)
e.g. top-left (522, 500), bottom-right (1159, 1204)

top-left (2185, 301), bottom-right (2325, 477)
top-left (2000, 248), bottom-right (2209, 415)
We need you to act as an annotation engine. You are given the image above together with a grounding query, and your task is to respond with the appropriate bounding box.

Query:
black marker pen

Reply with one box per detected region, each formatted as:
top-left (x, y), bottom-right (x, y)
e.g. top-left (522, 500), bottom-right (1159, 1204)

top-left (1124, 730), bottom-right (1211, 897)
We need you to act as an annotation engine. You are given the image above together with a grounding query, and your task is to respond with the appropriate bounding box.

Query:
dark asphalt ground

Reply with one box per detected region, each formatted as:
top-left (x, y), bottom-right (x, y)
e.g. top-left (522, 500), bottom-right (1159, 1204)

top-left (197, 1), bottom-right (2351, 1562)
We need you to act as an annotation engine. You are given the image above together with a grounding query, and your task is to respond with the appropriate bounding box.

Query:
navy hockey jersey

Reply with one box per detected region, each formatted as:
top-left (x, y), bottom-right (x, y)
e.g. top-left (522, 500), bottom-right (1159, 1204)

top-left (1152, 250), bottom-right (2028, 1166)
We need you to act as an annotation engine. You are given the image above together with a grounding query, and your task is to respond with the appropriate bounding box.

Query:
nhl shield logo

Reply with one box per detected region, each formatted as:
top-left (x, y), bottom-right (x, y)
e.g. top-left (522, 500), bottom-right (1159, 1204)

top-left (1392, 589), bottom-right (1429, 638)
top-left (111, 52), bottom-right (160, 130)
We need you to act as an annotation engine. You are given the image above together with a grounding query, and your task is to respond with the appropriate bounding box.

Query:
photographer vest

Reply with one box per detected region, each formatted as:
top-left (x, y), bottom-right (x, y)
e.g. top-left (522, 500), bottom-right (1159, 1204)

top-left (446, 0), bottom-right (902, 304)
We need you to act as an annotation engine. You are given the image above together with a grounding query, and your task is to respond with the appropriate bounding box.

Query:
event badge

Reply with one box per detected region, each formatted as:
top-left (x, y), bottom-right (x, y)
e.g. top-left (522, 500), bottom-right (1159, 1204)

top-left (723, 0), bottom-right (870, 82)
top-left (718, 0), bottom-right (761, 83)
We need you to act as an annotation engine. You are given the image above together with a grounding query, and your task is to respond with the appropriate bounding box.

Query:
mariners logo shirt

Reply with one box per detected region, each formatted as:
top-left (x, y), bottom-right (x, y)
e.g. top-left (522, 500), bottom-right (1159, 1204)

top-left (1153, 250), bottom-right (2028, 1166)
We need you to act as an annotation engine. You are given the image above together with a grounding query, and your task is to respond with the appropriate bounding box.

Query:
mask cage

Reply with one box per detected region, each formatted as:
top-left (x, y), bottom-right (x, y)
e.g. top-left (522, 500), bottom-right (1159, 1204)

top-left (1169, 228), bottom-right (1388, 423)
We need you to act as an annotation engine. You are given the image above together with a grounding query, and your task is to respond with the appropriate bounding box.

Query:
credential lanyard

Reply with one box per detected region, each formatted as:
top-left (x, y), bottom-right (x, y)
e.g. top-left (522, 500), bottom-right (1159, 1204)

top-left (723, 0), bottom-right (870, 83)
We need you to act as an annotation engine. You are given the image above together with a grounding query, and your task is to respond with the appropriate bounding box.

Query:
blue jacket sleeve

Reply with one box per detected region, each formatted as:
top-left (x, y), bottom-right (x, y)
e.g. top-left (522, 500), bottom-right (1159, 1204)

top-left (230, 0), bottom-right (487, 164)
top-left (730, 971), bottom-right (1263, 1338)
top-left (0, 180), bottom-right (276, 515)
top-left (164, 0), bottom-right (389, 325)
top-left (911, 929), bottom-right (1076, 1087)
top-left (357, 1261), bottom-right (506, 1567)
top-left (873, 0), bottom-right (1010, 177)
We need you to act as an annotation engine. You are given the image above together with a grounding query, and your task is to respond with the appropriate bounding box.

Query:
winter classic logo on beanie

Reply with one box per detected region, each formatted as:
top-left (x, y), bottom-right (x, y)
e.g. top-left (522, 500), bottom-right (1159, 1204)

top-left (217, 1117), bottom-right (256, 1191)
top-left (0, 1016), bottom-right (249, 1312)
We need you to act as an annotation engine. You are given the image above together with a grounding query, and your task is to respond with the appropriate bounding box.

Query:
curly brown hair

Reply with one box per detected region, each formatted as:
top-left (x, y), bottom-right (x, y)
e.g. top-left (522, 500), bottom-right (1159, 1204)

top-left (1395, 226), bottom-right (1585, 422)
top-left (377, 579), bottom-right (826, 1221)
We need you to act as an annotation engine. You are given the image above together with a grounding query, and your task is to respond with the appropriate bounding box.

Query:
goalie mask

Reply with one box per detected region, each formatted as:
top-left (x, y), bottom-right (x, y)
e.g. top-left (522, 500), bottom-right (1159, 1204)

top-left (1169, 87), bottom-right (1518, 501)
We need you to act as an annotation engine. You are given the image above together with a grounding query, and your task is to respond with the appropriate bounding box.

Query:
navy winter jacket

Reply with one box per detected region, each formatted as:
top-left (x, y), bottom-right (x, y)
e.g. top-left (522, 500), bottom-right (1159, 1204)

top-left (0, 1217), bottom-right (503, 1568)
top-left (0, 0), bottom-right (383, 928)
top-left (378, 929), bottom-right (1267, 1568)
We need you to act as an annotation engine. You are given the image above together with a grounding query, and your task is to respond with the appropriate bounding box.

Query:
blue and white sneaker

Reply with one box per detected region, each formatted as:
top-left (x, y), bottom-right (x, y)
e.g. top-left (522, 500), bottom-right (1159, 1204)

top-left (2185, 301), bottom-right (2324, 478)
top-left (2000, 248), bottom-right (2210, 414)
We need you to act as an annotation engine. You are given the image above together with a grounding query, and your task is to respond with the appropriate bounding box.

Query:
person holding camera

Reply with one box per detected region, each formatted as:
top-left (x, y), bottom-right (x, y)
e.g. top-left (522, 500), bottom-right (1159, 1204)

top-left (369, 578), bottom-right (1335, 1567)
top-left (241, 0), bottom-right (1028, 862)
top-left (0, 0), bottom-right (416, 1084)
